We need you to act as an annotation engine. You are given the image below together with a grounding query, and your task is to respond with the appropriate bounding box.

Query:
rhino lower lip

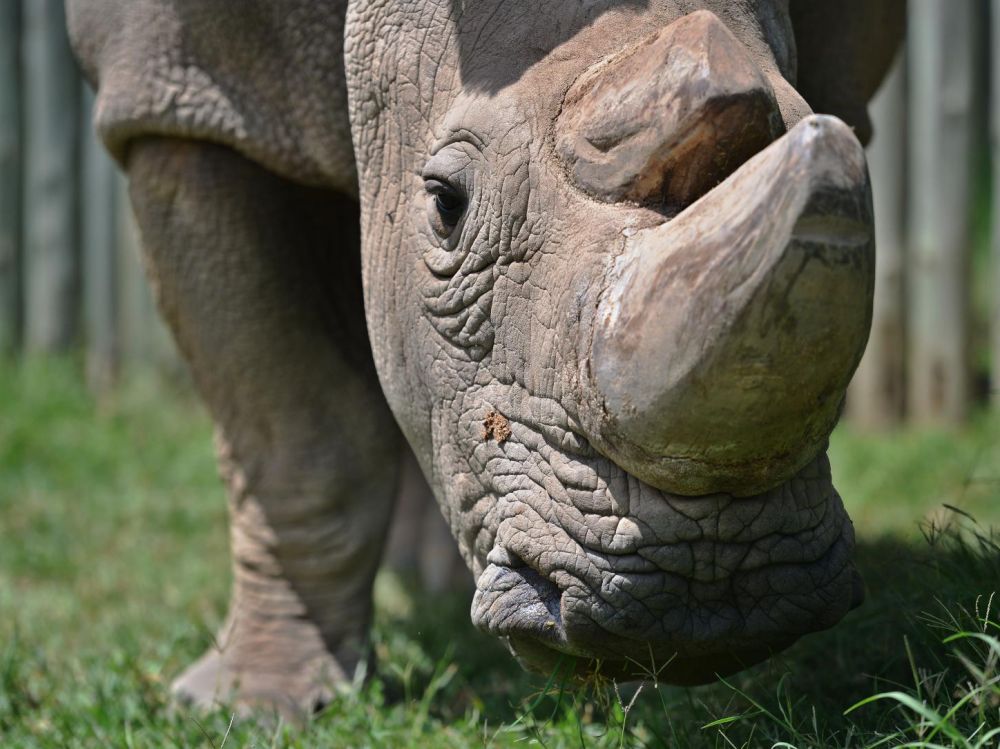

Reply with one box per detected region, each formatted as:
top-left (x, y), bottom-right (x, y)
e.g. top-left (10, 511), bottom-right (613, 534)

top-left (472, 554), bottom-right (803, 684)
top-left (502, 633), bottom-right (794, 687)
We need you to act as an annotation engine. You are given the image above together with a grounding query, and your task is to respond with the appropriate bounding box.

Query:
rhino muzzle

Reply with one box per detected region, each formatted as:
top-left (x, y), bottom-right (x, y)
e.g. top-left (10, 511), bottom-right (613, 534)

top-left (466, 10), bottom-right (874, 681)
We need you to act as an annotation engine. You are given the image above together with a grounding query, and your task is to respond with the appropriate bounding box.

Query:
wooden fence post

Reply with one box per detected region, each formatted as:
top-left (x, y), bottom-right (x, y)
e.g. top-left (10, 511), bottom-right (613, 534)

top-left (0, 2), bottom-right (20, 354)
top-left (906, 0), bottom-right (976, 425)
top-left (992, 0), bottom-right (1000, 407)
top-left (81, 83), bottom-right (118, 391)
top-left (22, 0), bottom-right (80, 352)
top-left (848, 51), bottom-right (908, 429)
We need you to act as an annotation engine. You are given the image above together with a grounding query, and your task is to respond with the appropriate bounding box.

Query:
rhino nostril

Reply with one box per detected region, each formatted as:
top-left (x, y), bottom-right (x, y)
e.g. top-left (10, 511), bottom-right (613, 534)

top-left (485, 544), bottom-right (528, 570)
top-left (472, 551), bottom-right (567, 650)
top-left (556, 10), bottom-right (784, 211)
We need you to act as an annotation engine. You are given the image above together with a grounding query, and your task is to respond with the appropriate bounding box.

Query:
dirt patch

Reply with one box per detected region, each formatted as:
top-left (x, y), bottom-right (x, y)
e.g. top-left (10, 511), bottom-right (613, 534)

top-left (482, 410), bottom-right (512, 444)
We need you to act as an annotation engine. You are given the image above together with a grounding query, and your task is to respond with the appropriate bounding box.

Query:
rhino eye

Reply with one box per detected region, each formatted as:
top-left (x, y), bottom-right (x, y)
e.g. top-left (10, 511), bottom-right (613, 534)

top-left (425, 179), bottom-right (466, 238)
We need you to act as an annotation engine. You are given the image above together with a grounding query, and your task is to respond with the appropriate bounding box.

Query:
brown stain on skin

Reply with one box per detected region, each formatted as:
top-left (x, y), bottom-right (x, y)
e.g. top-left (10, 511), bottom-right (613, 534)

top-left (482, 410), bottom-right (512, 444)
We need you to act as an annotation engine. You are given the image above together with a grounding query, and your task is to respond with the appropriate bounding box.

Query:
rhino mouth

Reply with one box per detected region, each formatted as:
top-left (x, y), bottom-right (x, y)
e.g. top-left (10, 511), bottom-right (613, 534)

top-left (470, 447), bottom-right (860, 685)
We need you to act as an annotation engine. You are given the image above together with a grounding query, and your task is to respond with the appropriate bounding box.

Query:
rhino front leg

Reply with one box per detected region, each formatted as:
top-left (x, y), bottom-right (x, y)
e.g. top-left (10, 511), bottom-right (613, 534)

top-left (125, 138), bottom-right (401, 718)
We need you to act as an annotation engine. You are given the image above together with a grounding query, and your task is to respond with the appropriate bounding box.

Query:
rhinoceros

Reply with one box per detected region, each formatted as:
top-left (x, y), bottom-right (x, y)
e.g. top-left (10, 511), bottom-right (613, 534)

top-left (67, 0), bottom-right (904, 717)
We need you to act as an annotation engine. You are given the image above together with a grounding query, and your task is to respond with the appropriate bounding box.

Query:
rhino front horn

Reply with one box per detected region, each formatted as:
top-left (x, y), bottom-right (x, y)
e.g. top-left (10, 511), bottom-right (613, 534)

top-left (586, 116), bottom-right (875, 497)
top-left (556, 10), bottom-right (785, 210)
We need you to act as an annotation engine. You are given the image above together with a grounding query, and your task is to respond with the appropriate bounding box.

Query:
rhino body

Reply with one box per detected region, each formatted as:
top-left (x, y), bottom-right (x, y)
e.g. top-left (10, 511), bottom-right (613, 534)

top-left (67, 0), bottom-right (904, 716)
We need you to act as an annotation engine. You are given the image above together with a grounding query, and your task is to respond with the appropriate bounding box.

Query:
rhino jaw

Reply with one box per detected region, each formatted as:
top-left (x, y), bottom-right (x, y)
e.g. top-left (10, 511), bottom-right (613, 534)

top-left (585, 115), bottom-right (875, 497)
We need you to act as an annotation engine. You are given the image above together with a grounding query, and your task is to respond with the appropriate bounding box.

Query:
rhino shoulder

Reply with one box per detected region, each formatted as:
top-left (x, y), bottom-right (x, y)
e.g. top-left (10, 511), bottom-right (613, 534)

top-left (67, 0), bottom-right (357, 194)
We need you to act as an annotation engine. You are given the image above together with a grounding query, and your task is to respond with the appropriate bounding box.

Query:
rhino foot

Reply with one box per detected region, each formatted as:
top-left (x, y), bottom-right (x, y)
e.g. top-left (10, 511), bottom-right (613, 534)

top-left (171, 615), bottom-right (356, 723)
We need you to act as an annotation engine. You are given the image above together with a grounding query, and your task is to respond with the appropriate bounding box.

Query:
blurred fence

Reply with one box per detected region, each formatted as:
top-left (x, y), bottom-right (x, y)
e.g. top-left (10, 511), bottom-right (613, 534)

top-left (0, 0), bottom-right (175, 393)
top-left (0, 1), bottom-right (998, 426)
top-left (849, 0), bottom-right (1000, 427)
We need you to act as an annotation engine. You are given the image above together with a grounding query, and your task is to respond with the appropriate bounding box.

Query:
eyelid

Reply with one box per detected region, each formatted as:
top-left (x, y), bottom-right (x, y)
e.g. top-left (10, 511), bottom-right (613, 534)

top-left (422, 143), bottom-right (476, 185)
top-left (424, 178), bottom-right (454, 195)
top-left (421, 159), bottom-right (461, 182)
top-left (422, 168), bottom-right (466, 193)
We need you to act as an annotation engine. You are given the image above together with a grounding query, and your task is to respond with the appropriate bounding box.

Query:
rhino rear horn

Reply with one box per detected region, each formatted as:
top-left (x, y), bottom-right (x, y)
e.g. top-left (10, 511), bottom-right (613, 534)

top-left (556, 10), bottom-right (785, 210)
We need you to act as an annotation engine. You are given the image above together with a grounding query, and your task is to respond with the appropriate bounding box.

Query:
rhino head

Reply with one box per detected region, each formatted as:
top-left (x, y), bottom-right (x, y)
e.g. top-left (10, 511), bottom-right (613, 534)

top-left (348, 1), bottom-right (877, 684)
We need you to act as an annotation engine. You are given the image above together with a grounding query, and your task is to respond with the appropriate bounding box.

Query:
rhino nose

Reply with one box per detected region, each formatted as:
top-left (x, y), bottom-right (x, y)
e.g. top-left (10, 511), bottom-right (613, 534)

top-left (555, 10), bottom-right (787, 211)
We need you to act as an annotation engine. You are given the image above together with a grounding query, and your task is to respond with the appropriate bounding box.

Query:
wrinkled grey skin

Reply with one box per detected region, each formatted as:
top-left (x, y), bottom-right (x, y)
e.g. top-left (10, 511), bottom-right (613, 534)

top-left (68, 0), bottom-right (903, 717)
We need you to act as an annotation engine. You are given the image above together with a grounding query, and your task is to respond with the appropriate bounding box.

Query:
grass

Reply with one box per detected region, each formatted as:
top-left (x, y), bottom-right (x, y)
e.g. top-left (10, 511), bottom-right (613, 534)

top-left (1, 357), bottom-right (1000, 747)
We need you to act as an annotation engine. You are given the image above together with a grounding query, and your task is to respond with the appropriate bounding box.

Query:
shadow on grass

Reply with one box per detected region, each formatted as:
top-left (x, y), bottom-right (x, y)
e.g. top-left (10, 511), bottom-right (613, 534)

top-left (361, 519), bottom-right (1000, 747)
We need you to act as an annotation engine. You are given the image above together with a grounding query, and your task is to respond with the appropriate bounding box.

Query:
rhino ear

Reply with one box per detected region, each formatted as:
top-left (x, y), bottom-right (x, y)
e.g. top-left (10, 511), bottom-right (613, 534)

top-left (789, 0), bottom-right (906, 145)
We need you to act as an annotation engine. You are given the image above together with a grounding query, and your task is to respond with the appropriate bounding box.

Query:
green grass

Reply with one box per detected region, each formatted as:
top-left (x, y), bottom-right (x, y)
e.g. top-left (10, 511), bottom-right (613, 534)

top-left (2, 357), bottom-right (1000, 748)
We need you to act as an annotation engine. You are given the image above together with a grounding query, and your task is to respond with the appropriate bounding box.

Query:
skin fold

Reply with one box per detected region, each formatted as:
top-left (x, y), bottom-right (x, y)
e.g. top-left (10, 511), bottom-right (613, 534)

top-left (67, 0), bottom-right (904, 718)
